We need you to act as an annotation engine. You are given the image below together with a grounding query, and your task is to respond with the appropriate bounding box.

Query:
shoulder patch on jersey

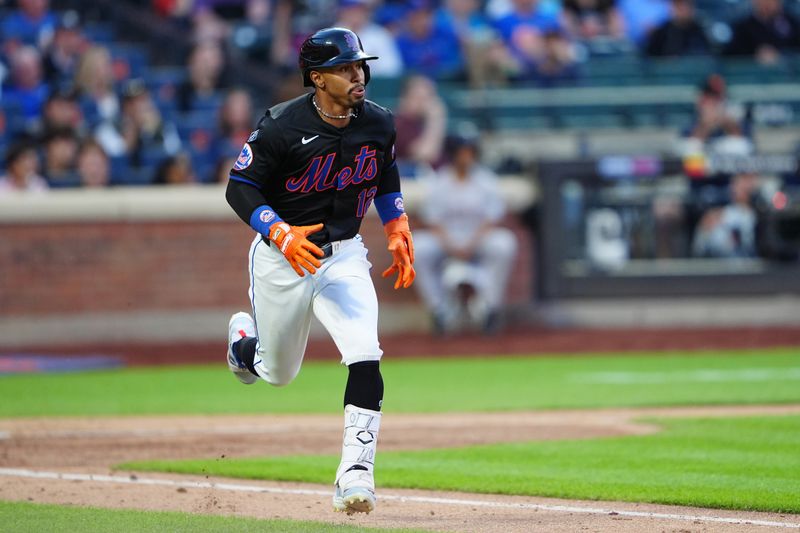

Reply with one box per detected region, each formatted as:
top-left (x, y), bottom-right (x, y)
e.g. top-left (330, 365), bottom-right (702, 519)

top-left (234, 143), bottom-right (253, 170)
top-left (247, 130), bottom-right (259, 142)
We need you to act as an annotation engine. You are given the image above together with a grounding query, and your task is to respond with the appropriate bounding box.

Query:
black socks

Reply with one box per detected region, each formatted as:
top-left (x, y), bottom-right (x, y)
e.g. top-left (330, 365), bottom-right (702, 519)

top-left (344, 360), bottom-right (383, 411)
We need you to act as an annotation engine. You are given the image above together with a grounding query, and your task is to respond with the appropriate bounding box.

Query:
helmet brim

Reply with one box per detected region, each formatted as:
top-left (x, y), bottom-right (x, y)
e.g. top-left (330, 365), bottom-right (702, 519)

top-left (302, 52), bottom-right (378, 86)
top-left (316, 50), bottom-right (379, 68)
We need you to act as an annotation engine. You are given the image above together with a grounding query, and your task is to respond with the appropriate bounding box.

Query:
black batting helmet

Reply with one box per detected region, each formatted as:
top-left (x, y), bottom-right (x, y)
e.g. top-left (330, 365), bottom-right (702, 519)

top-left (298, 27), bottom-right (378, 87)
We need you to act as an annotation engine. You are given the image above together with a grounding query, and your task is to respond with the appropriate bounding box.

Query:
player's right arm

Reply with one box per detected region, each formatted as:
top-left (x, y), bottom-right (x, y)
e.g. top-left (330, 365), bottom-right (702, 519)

top-left (225, 115), bottom-right (323, 276)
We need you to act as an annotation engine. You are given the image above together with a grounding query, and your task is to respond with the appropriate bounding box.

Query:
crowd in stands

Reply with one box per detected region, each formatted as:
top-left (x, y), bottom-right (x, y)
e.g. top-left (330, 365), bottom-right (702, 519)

top-left (2, 0), bottom-right (800, 192)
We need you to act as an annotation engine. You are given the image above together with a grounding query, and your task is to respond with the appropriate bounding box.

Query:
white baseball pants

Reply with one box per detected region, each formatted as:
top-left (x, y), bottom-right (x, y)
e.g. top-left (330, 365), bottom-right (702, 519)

top-left (247, 233), bottom-right (382, 386)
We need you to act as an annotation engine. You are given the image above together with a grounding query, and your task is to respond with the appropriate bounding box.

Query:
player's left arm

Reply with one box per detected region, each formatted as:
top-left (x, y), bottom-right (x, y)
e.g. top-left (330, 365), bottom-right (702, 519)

top-left (373, 130), bottom-right (415, 289)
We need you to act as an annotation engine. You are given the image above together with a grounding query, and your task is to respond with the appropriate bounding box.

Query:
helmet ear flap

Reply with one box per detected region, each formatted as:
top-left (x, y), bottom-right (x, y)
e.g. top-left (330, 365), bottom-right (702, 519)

top-left (363, 62), bottom-right (371, 86)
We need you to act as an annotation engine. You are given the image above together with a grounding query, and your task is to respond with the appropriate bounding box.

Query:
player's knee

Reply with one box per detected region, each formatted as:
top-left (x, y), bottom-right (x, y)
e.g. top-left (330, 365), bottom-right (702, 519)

top-left (253, 353), bottom-right (301, 387)
top-left (263, 368), bottom-right (298, 387)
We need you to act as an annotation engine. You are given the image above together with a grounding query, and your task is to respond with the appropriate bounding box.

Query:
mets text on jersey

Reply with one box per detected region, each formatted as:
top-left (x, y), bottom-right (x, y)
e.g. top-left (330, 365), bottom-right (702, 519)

top-left (286, 146), bottom-right (378, 193)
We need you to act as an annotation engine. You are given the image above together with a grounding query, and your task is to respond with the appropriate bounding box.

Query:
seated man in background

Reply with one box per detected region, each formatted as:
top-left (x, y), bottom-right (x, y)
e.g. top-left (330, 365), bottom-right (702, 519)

top-left (693, 172), bottom-right (761, 258)
top-left (412, 133), bottom-right (518, 335)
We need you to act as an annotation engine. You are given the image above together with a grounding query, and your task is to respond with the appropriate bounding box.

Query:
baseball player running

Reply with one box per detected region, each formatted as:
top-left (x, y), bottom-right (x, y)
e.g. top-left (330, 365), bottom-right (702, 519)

top-left (224, 27), bottom-right (415, 515)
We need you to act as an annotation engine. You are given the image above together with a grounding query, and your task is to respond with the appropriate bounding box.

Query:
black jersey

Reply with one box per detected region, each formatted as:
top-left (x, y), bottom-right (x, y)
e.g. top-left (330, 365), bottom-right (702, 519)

top-left (229, 93), bottom-right (400, 245)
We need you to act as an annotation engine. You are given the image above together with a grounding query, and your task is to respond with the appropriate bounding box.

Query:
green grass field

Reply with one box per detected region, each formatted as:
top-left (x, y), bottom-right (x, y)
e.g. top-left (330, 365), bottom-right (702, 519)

top-left (1, 347), bottom-right (799, 417)
top-left (0, 500), bottom-right (423, 533)
top-left (125, 415), bottom-right (800, 513)
top-left (3, 347), bottom-right (800, 519)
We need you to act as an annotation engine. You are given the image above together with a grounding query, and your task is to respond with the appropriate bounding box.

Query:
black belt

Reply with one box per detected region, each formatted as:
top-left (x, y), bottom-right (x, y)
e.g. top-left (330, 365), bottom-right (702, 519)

top-left (262, 236), bottom-right (341, 258)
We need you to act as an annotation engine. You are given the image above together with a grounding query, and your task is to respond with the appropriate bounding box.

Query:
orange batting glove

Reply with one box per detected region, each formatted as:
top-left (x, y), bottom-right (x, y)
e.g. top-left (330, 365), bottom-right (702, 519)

top-left (268, 222), bottom-right (325, 277)
top-left (381, 213), bottom-right (415, 289)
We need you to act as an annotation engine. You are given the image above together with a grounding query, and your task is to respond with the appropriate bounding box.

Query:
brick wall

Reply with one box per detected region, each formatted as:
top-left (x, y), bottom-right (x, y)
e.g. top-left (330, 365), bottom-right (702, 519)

top-left (0, 215), bottom-right (534, 317)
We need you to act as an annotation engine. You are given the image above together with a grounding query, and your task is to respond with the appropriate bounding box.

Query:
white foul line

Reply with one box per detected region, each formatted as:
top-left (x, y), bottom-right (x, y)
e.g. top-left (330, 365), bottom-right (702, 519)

top-left (1, 468), bottom-right (798, 530)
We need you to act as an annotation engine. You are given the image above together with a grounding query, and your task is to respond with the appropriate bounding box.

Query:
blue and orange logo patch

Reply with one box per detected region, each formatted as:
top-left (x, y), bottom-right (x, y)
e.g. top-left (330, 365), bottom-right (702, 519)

top-left (234, 143), bottom-right (254, 170)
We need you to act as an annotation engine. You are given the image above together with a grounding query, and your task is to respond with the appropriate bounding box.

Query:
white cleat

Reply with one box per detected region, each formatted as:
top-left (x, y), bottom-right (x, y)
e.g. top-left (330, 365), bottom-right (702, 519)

top-left (227, 311), bottom-right (258, 385)
top-left (332, 484), bottom-right (376, 515)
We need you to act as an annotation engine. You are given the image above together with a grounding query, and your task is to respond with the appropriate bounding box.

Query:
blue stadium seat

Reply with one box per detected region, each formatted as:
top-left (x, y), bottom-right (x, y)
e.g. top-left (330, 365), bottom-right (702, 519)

top-left (644, 57), bottom-right (718, 85)
top-left (82, 22), bottom-right (115, 44)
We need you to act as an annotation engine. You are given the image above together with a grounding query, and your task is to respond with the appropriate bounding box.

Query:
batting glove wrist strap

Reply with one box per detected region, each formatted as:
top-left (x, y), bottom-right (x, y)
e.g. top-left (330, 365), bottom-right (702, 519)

top-left (249, 205), bottom-right (283, 236)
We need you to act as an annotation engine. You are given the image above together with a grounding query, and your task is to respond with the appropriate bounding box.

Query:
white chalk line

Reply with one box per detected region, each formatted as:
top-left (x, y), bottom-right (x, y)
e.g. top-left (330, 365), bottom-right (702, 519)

top-left (1, 468), bottom-right (798, 529)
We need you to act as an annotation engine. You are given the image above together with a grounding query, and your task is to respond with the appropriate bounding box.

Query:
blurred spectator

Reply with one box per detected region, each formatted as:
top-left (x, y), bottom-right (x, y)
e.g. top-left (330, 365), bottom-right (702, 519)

top-left (228, 0), bottom-right (276, 62)
top-left (76, 139), bottom-right (110, 188)
top-left (217, 87), bottom-right (254, 154)
top-left (335, 0), bottom-right (404, 77)
top-left (0, 140), bottom-right (48, 193)
top-left (152, 0), bottom-right (195, 19)
top-left (491, 0), bottom-right (567, 80)
top-left (393, 75), bottom-right (447, 175)
top-left (724, 0), bottom-right (800, 64)
top-left (373, 0), bottom-right (411, 35)
top-left (534, 29), bottom-right (580, 86)
top-left (562, 0), bottom-right (626, 41)
top-left (191, 2), bottom-right (234, 44)
top-left (0, 0), bottom-right (57, 49)
top-left (679, 74), bottom-right (751, 155)
top-left (40, 87), bottom-right (86, 137)
top-left (42, 126), bottom-right (80, 186)
top-left (177, 40), bottom-right (228, 113)
top-left (153, 152), bottom-right (197, 184)
top-left (4, 46), bottom-right (50, 126)
top-left (663, 74), bottom-right (755, 259)
top-left (74, 45), bottom-right (121, 126)
top-left (693, 172), bottom-right (761, 258)
top-left (617, 0), bottom-right (671, 46)
top-left (268, 0), bottom-right (296, 68)
top-left (96, 79), bottom-right (181, 163)
top-left (437, 0), bottom-right (512, 87)
top-left (43, 10), bottom-right (87, 87)
top-left (645, 0), bottom-right (711, 57)
top-left (395, 0), bottom-right (465, 80)
top-left (486, 0), bottom-right (562, 19)
top-left (412, 132), bottom-right (518, 335)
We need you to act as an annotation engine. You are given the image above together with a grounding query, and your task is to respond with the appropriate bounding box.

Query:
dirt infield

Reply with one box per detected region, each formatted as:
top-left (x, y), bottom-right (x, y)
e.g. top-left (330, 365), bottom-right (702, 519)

top-left (2, 405), bottom-right (800, 532)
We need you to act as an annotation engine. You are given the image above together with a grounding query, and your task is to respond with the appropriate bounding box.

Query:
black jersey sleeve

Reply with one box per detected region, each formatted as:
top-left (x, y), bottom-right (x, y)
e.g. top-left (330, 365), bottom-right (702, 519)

top-left (225, 178), bottom-right (268, 226)
top-left (376, 125), bottom-right (401, 197)
top-left (228, 112), bottom-right (287, 188)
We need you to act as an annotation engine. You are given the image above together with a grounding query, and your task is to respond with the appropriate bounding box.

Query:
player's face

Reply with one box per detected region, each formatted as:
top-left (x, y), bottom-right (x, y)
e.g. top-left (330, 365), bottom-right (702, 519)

top-left (318, 61), bottom-right (366, 107)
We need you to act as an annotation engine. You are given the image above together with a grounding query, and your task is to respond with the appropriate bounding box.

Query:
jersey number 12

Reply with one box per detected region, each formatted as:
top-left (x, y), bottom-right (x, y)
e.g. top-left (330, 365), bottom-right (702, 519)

top-left (356, 186), bottom-right (378, 218)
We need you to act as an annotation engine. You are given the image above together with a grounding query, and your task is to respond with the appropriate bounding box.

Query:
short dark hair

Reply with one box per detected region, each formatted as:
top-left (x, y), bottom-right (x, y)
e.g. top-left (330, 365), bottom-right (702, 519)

top-left (4, 139), bottom-right (37, 168)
